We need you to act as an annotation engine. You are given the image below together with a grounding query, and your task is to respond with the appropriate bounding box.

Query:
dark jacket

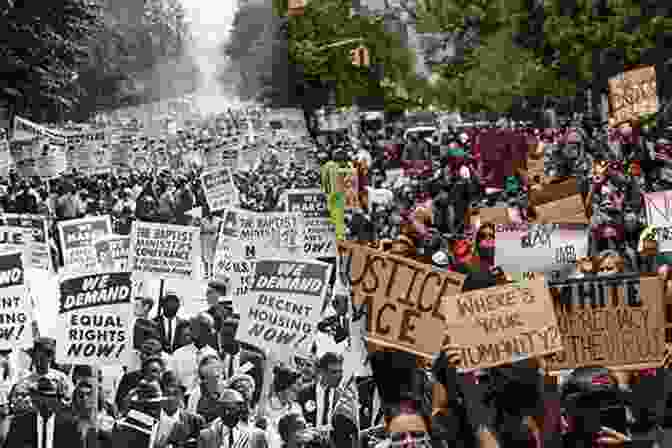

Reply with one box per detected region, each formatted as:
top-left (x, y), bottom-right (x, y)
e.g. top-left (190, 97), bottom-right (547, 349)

top-left (3, 411), bottom-right (81, 448)
top-left (152, 315), bottom-right (190, 354)
top-left (114, 370), bottom-right (143, 412)
top-left (161, 410), bottom-right (206, 448)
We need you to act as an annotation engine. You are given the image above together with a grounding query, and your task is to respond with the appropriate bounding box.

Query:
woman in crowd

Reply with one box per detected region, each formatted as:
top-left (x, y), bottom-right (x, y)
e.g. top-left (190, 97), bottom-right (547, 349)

top-left (259, 365), bottom-right (303, 447)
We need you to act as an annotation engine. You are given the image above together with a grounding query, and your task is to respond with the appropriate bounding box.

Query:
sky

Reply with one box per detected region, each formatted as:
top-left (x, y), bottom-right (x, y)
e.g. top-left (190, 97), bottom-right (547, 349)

top-left (180, 0), bottom-right (237, 49)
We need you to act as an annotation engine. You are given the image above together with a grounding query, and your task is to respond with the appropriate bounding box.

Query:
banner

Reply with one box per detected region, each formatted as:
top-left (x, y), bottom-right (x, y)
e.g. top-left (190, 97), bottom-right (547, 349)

top-left (495, 223), bottom-right (589, 283)
top-left (94, 235), bottom-right (130, 271)
top-left (282, 189), bottom-right (336, 258)
top-left (441, 275), bottom-right (563, 371)
top-left (213, 209), bottom-right (305, 297)
top-left (546, 274), bottom-right (665, 372)
top-left (236, 260), bottom-right (331, 359)
top-left (58, 216), bottom-right (113, 273)
top-left (337, 240), bottom-right (465, 357)
top-left (56, 272), bottom-right (133, 365)
top-left (0, 252), bottom-right (32, 350)
top-left (643, 190), bottom-right (672, 252)
top-left (200, 167), bottom-right (239, 212)
top-left (0, 214), bottom-right (51, 271)
top-left (608, 65), bottom-right (657, 126)
top-left (129, 221), bottom-right (200, 281)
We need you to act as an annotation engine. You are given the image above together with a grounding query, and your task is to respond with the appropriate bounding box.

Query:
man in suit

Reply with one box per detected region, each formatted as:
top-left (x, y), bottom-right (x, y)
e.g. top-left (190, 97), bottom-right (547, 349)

top-left (3, 377), bottom-right (80, 448)
top-left (197, 389), bottom-right (266, 448)
top-left (205, 279), bottom-right (234, 351)
top-left (154, 292), bottom-right (189, 354)
top-left (356, 376), bottom-right (383, 447)
top-left (219, 314), bottom-right (264, 407)
top-left (155, 372), bottom-right (205, 448)
top-left (296, 352), bottom-right (357, 448)
top-left (115, 344), bottom-right (167, 413)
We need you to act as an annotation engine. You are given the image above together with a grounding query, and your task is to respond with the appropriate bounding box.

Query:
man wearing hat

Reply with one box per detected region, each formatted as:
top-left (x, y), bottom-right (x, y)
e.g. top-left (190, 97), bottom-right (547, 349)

top-left (17, 338), bottom-right (73, 408)
top-left (4, 377), bottom-right (80, 448)
top-left (197, 389), bottom-right (266, 448)
top-left (112, 379), bottom-right (164, 448)
top-left (153, 292), bottom-right (189, 355)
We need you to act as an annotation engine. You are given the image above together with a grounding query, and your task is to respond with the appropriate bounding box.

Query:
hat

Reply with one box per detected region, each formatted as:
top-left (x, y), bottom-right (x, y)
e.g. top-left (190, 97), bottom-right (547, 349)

top-left (272, 366), bottom-right (301, 393)
top-left (131, 379), bottom-right (163, 403)
top-left (26, 337), bottom-right (56, 355)
top-left (208, 279), bottom-right (229, 295)
top-left (432, 251), bottom-right (450, 267)
top-left (31, 377), bottom-right (59, 397)
top-left (140, 338), bottom-right (163, 355)
top-left (216, 388), bottom-right (245, 404)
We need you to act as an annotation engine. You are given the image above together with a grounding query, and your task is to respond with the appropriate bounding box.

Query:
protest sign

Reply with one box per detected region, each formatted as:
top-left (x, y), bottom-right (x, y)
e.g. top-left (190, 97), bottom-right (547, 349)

top-left (58, 216), bottom-right (112, 273)
top-left (200, 166), bottom-right (239, 212)
top-left (335, 167), bottom-right (361, 210)
top-left (337, 240), bottom-right (465, 358)
top-left (441, 275), bottom-right (563, 370)
top-left (129, 221), bottom-right (200, 281)
top-left (477, 207), bottom-right (513, 225)
top-left (95, 235), bottom-right (130, 271)
top-left (608, 65), bottom-right (657, 126)
top-left (0, 225), bottom-right (32, 265)
top-left (214, 209), bottom-right (305, 297)
top-left (0, 214), bottom-right (51, 271)
top-left (0, 252), bottom-right (33, 350)
top-left (282, 189), bottom-right (336, 258)
top-left (236, 260), bottom-right (331, 359)
top-left (644, 190), bottom-right (672, 252)
top-left (545, 274), bottom-right (665, 372)
top-left (496, 223), bottom-right (589, 282)
top-left (56, 272), bottom-right (133, 365)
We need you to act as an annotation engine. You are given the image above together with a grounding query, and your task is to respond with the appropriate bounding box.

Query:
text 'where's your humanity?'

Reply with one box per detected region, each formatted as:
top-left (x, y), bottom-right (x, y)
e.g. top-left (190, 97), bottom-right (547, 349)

top-left (237, 259), bottom-right (331, 358)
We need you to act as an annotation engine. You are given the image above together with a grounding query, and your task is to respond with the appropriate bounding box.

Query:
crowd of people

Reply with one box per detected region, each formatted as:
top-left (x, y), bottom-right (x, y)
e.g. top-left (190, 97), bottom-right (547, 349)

top-left (0, 106), bottom-right (671, 448)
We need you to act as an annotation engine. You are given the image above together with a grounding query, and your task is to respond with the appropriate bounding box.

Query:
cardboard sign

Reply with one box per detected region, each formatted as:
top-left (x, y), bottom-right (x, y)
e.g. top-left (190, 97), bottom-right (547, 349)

top-left (235, 260), bottom-right (331, 359)
top-left (477, 207), bottom-right (513, 225)
top-left (441, 276), bottom-right (563, 370)
top-left (94, 235), bottom-right (130, 272)
top-left (282, 189), bottom-right (336, 258)
top-left (0, 252), bottom-right (32, 350)
top-left (0, 225), bottom-right (32, 267)
top-left (200, 166), bottom-right (239, 212)
top-left (545, 274), bottom-right (665, 372)
top-left (644, 190), bottom-right (672, 252)
top-left (337, 240), bottom-right (466, 358)
top-left (213, 209), bottom-right (305, 297)
top-left (335, 167), bottom-right (361, 210)
top-left (0, 214), bottom-right (51, 271)
top-left (58, 216), bottom-right (112, 273)
top-left (129, 222), bottom-right (200, 281)
top-left (496, 224), bottom-right (589, 282)
top-left (608, 65), bottom-right (657, 126)
top-left (56, 272), bottom-right (133, 365)
top-left (533, 194), bottom-right (588, 224)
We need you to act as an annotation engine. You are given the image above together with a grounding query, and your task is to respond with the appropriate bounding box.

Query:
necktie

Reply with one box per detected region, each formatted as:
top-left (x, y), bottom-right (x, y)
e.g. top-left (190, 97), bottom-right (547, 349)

top-left (167, 318), bottom-right (173, 352)
top-left (42, 415), bottom-right (48, 448)
top-left (322, 387), bottom-right (331, 426)
top-left (228, 428), bottom-right (235, 448)
top-left (226, 354), bottom-right (234, 379)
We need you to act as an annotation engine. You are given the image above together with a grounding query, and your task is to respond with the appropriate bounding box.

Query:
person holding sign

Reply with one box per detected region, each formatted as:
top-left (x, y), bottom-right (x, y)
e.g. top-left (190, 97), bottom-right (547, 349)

top-left (15, 338), bottom-right (73, 409)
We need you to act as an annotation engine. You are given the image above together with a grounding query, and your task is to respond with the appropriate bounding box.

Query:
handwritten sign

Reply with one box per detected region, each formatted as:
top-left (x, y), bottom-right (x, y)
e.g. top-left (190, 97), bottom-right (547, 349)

top-left (129, 222), bottom-right (200, 281)
top-left (441, 276), bottom-right (563, 370)
top-left (335, 167), bottom-right (361, 210)
top-left (608, 65), bottom-right (658, 126)
top-left (58, 216), bottom-right (112, 273)
top-left (644, 190), bottom-right (672, 251)
top-left (94, 235), bottom-right (130, 271)
top-left (0, 225), bottom-right (32, 266)
top-left (282, 189), bottom-right (336, 258)
top-left (0, 252), bottom-right (32, 350)
top-left (200, 166), bottom-right (239, 212)
top-left (338, 240), bottom-right (465, 358)
top-left (0, 214), bottom-right (51, 271)
top-left (236, 260), bottom-right (331, 359)
top-left (213, 209), bottom-right (305, 297)
top-left (496, 224), bottom-right (589, 282)
top-left (545, 274), bottom-right (665, 372)
top-left (56, 272), bottom-right (133, 365)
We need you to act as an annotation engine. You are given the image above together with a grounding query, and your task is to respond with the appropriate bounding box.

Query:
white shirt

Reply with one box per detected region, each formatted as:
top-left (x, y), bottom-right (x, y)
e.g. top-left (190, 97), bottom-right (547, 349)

top-left (163, 317), bottom-right (176, 351)
top-left (315, 383), bottom-right (336, 427)
top-left (36, 413), bottom-right (55, 448)
top-left (170, 344), bottom-right (218, 392)
top-left (222, 352), bottom-right (240, 379)
top-left (155, 409), bottom-right (180, 448)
